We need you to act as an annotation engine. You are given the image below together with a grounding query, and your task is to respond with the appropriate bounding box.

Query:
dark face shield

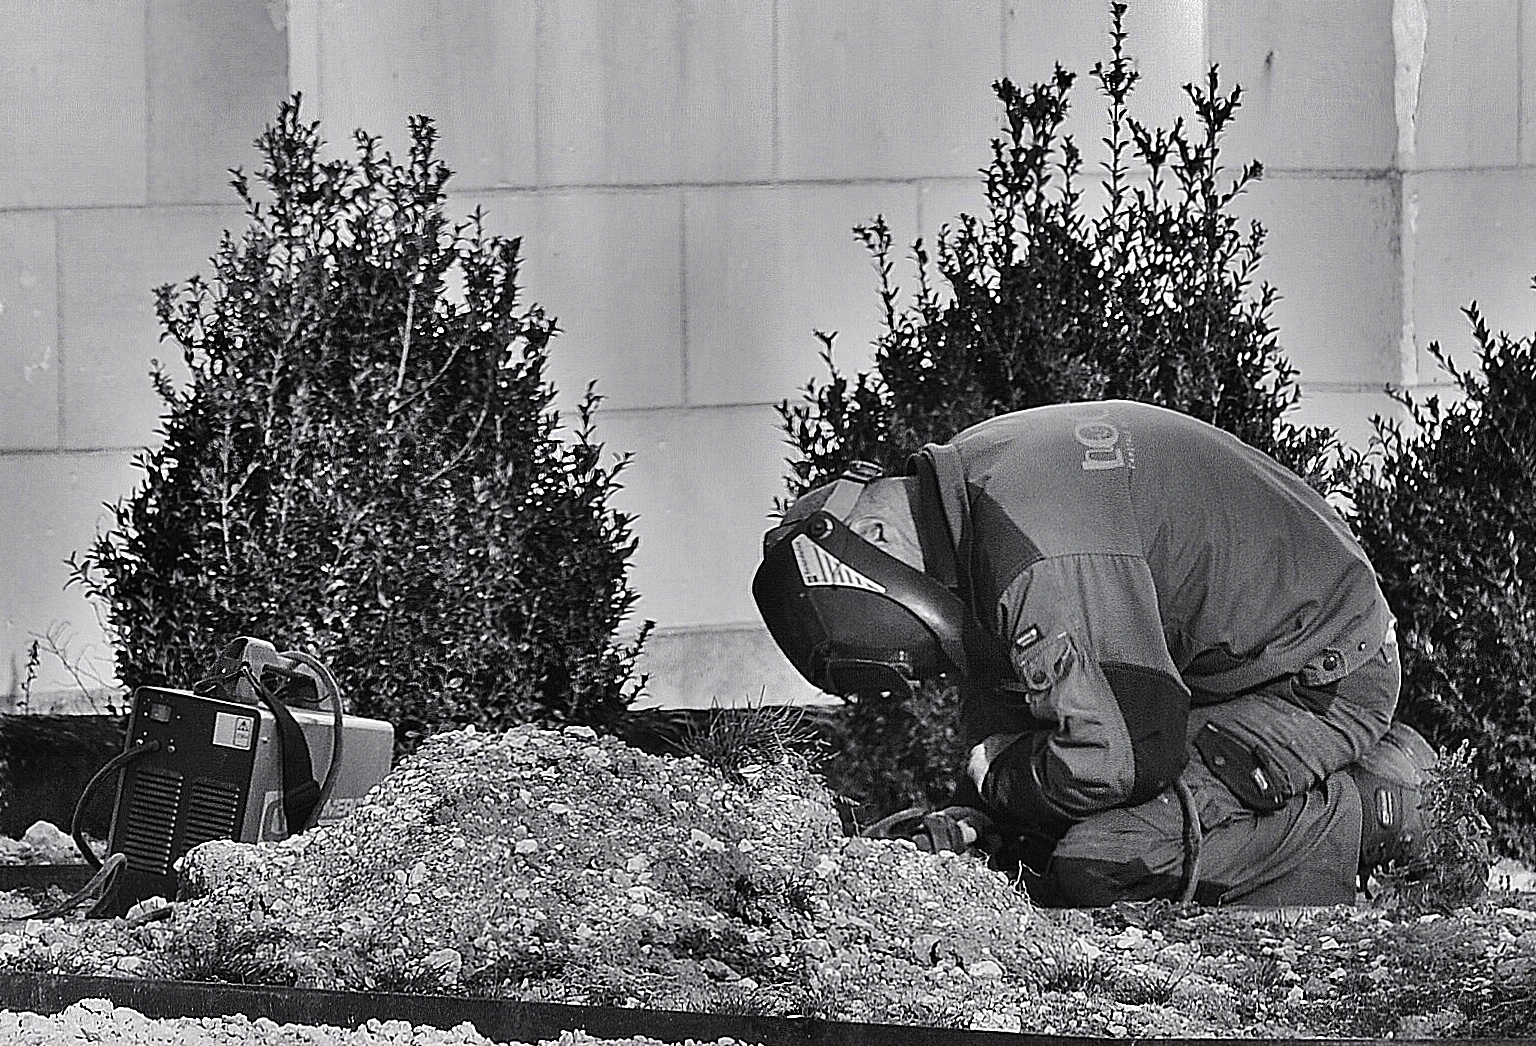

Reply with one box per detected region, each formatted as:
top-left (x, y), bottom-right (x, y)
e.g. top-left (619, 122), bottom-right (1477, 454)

top-left (752, 485), bottom-right (966, 699)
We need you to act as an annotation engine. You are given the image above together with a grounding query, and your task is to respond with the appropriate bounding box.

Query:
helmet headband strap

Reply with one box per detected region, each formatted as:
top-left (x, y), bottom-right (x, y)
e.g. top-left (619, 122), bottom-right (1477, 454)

top-left (820, 461), bottom-right (883, 522)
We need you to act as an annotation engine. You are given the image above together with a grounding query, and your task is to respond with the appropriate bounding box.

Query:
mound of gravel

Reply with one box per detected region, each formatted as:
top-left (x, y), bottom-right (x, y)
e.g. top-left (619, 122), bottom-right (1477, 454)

top-left (0, 724), bottom-right (1252, 1035)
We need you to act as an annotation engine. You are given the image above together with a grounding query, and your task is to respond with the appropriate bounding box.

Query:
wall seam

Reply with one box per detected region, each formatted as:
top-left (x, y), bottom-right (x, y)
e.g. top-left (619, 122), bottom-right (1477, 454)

top-left (999, 0), bottom-right (1008, 80)
top-left (1392, 0), bottom-right (1428, 390)
top-left (52, 211), bottom-right (64, 449)
top-left (1202, 0), bottom-right (1212, 76)
top-left (0, 446), bottom-right (137, 459)
top-left (676, 2), bottom-right (691, 408)
top-left (314, 0), bottom-right (325, 131)
top-left (679, 189), bottom-right (691, 407)
top-left (142, 0), bottom-right (153, 208)
top-left (1519, 0), bottom-right (1526, 163)
top-left (533, 0), bottom-right (545, 189)
top-left (770, 0), bottom-right (781, 181)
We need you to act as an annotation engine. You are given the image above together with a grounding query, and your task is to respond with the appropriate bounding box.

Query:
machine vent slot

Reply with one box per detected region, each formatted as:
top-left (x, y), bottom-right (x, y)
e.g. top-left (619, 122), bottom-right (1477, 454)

top-left (120, 768), bottom-right (182, 876)
top-left (182, 779), bottom-right (243, 850)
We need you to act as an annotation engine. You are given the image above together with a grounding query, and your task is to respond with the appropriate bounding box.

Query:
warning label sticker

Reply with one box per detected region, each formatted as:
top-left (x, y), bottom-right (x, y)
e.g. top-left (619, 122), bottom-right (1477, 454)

top-left (260, 790), bottom-right (362, 840)
top-left (212, 711), bottom-right (255, 751)
top-left (791, 534), bottom-right (886, 593)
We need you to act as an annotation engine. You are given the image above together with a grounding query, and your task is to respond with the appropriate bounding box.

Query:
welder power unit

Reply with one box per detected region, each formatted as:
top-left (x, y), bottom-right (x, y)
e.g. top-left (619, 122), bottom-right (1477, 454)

top-left (69, 638), bottom-right (394, 917)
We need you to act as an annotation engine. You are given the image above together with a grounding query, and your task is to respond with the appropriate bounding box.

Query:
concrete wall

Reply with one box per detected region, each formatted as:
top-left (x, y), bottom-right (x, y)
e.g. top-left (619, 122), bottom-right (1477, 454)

top-left (1, 1), bottom-right (1530, 709)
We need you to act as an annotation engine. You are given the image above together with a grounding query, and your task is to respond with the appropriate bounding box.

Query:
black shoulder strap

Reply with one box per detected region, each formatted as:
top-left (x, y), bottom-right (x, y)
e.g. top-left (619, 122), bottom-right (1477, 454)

top-left (194, 652), bottom-right (323, 836)
top-left (251, 672), bottom-right (321, 835)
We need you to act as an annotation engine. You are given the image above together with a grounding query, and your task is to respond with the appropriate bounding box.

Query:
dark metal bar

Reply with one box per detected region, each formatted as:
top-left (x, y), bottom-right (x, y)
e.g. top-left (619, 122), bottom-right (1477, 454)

top-left (0, 972), bottom-right (1409, 1046)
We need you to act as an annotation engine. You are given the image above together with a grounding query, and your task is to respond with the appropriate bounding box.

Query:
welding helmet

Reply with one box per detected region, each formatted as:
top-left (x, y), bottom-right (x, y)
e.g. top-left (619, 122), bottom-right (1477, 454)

top-left (752, 463), bottom-right (967, 698)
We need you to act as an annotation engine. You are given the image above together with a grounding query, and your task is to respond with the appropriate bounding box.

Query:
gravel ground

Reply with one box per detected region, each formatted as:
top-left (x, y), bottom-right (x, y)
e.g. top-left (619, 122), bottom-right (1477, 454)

top-left (0, 998), bottom-right (755, 1045)
top-left (0, 822), bottom-right (91, 866)
top-left (0, 724), bottom-right (1533, 1041)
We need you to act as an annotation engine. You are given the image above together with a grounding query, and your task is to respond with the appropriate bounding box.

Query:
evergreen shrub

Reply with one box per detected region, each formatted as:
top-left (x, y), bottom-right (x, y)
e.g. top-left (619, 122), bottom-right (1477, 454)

top-left (1348, 301), bottom-right (1536, 861)
top-left (779, 4), bottom-right (1337, 824)
top-left (70, 97), bottom-right (649, 752)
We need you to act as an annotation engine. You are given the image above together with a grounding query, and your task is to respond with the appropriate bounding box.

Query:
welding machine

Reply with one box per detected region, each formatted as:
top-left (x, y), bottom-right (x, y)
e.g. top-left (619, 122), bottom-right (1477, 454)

top-left (70, 639), bottom-right (394, 917)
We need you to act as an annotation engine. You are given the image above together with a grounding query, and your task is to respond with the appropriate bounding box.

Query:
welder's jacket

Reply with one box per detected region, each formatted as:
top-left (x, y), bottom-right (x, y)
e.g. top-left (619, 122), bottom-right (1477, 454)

top-left (909, 401), bottom-right (1392, 829)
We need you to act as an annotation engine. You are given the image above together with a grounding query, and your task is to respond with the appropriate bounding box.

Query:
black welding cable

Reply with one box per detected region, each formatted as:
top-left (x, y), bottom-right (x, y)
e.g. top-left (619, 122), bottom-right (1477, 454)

top-left (1174, 776), bottom-right (1203, 902)
top-left (69, 742), bottom-right (162, 871)
top-left (858, 805), bottom-right (928, 840)
top-left (29, 852), bottom-right (128, 921)
top-left (21, 741), bottom-right (165, 921)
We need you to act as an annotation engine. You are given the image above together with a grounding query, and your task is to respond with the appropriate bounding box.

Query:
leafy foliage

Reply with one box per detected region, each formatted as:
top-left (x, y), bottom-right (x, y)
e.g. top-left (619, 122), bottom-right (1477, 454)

top-left (780, 4), bottom-right (1336, 496)
top-left (1348, 299), bottom-right (1536, 860)
top-left (779, 4), bottom-right (1335, 819)
top-left (69, 96), bottom-right (648, 751)
top-left (807, 686), bottom-right (966, 831)
top-left (1373, 741), bottom-right (1495, 912)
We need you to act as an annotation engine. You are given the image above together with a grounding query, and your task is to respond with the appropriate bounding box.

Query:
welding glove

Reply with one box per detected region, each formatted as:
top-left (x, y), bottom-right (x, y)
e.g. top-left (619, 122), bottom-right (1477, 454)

top-left (861, 804), bottom-right (996, 856)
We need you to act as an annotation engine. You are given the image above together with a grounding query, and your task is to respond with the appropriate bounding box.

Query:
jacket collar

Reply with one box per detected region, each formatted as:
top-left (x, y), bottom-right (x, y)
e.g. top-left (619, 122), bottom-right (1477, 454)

top-left (909, 443), bottom-right (967, 592)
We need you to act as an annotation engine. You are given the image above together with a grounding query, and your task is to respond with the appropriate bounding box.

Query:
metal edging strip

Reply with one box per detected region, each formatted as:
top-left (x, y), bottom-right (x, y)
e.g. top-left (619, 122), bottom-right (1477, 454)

top-left (0, 972), bottom-right (1431, 1046)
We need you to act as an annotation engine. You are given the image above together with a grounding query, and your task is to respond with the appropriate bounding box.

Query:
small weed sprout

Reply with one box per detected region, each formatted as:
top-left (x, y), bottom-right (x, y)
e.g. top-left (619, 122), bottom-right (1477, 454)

top-left (1255, 906), bottom-right (1309, 935)
top-left (459, 950), bottom-right (567, 999)
top-left (716, 873), bottom-right (778, 927)
top-left (695, 982), bottom-right (827, 1019)
top-left (783, 871), bottom-right (822, 915)
top-left (681, 697), bottom-right (824, 785)
top-left (1106, 961), bottom-right (1188, 1006)
top-left (9, 640), bottom-right (39, 714)
top-left (148, 920), bottom-right (298, 986)
top-left (794, 983), bottom-right (842, 1022)
top-left (1033, 937), bottom-right (1105, 994)
top-left (888, 998), bottom-right (970, 1029)
top-left (364, 958), bottom-right (454, 995)
top-left (1231, 955), bottom-right (1284, 993)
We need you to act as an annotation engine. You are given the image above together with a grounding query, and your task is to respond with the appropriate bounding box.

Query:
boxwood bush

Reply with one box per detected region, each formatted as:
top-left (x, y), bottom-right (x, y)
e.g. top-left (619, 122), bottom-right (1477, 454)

top-left (779, 4), bottom-right (1338, 825)
top-left (1348, 301), bottom-right (1536, 862)
top-left (70, 97), bottom-right (649, 752)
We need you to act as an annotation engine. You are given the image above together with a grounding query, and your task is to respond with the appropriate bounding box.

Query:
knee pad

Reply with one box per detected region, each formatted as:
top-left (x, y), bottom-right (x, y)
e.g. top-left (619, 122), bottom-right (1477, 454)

top-left (1347, 722), bottom-right (1437, 877)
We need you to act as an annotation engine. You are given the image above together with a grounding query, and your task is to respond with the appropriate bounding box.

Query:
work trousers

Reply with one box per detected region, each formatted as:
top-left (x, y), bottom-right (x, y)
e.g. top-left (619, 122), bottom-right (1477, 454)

top-left (1037, 640), bottom-right (1400, 907)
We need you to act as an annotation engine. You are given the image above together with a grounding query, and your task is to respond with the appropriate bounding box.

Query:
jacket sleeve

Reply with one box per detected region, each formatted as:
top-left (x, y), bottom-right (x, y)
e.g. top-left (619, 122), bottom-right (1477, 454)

top-left (965, 553), bottom-right (1191, 825)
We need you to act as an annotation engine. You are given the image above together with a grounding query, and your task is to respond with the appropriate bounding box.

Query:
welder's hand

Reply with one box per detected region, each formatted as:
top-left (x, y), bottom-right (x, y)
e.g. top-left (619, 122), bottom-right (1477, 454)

top-left (917, 806), bottom-right (993, 854)
top-left (860, 804), bottom-right (996, 856)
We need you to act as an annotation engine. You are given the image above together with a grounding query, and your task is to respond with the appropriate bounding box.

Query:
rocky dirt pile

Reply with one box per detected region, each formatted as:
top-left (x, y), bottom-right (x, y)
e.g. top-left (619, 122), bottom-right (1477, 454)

top-left (0, 724), bottom-right (1249, 1035)
top-left (1, 724), bottom-right (1535, 1039)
